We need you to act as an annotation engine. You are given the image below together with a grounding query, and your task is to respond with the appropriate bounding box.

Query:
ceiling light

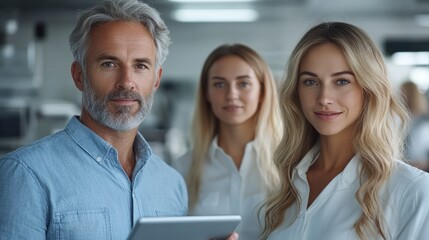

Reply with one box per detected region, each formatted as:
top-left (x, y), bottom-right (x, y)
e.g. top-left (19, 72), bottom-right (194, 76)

top-left (169, 0), bottom-right (256, 2)
top-left (5, 19), bottom-right (18, 35)
top-left (391, 52), bottom-right (429, 65)
top-left (415, 14), bottom-right (429, 27)
top-left (172, 9), bottom-right (259, 22)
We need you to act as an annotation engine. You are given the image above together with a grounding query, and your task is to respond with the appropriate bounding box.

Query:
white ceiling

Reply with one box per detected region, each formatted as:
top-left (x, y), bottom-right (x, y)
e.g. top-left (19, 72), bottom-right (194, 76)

top-left (1, 0), bottom-right (429, 21)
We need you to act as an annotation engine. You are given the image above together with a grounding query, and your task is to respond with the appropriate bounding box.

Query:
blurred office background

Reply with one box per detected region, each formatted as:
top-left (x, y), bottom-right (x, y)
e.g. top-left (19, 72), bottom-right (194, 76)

top-left (1, 0), bottom-right (429, 163)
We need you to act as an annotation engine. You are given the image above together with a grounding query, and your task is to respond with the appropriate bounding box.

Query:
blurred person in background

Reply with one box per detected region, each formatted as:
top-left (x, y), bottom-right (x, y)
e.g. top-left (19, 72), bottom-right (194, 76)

top-left (401, 81), bottom-right (429, 171)
top-left (172, 43), bottom-right (282, 240)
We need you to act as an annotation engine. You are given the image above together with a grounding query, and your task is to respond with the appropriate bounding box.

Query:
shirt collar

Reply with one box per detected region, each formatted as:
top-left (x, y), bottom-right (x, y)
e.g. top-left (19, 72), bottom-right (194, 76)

top-left (296, 143), bottom-right (320, 178)
top-left (208, 136), bottom-right (255, 161)
top-left (208, 136), bottom-right (219, 160)
top-left (295, 142), bottom-right (360, 187)
top-left (338, 154), bottom-right (360, 188)
top-left (134, 132), bottom-right (153, 168)
top-left (65, 116), bottom-right (152, 166)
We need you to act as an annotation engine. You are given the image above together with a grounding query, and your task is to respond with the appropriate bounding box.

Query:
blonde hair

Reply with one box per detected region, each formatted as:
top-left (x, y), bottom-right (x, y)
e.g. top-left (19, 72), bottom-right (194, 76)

top-left (262, 22), bottom-right (409, 240)
top-left (186, 43), bottom-right (282, 208)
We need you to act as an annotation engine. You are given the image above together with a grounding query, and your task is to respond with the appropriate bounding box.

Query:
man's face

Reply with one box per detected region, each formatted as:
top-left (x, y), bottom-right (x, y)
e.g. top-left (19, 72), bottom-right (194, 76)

top-left (76, 21), bottom-right (162, 131)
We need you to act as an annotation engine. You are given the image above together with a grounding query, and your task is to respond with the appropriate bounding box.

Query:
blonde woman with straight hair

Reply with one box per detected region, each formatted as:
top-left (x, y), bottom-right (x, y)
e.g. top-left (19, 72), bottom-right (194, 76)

top-left (262, 22), bottom-right (429, 240)
top-left (172, 43), bottom-right (281, 240)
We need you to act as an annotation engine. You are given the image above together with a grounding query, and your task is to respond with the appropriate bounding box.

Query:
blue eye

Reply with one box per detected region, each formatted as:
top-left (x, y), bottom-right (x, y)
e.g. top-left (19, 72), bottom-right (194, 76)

top-left (135, 63), bottom-right (149, 70)
top-left (101, 62), bottom-right (115, 68)
top-left (336, 79), bottom-right (350, 85)
top-left (239, 82), bottom-right (250, 88)
top-left (214, 82), bottom-right (225, 88)
top-left (303, 79), bottom-right (317, 86)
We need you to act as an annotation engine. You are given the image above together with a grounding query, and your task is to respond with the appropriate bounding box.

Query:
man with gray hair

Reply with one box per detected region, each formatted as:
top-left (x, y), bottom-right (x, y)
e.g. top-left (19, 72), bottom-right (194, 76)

top-left (0, 1), bottom-right (239, 239)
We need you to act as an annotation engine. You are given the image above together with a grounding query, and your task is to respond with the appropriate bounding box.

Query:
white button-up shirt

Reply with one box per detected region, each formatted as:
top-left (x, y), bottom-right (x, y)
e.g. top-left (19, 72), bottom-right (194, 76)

top-left (172, 137), bottom-right (267, 240)
top-left (268, 144), bottom-right (429, 240)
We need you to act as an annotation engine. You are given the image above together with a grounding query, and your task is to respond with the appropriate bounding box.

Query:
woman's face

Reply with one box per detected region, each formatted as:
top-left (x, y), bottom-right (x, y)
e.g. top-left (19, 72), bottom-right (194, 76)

top-left (297, 43), bottom-right (364, 138)
top-left (207, 55), bottom-right (261, 128)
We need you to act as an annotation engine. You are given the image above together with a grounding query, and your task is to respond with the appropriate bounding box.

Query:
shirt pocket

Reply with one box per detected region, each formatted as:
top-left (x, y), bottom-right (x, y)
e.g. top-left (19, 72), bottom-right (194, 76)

top-left (54, 208), bottom-right (111, 240)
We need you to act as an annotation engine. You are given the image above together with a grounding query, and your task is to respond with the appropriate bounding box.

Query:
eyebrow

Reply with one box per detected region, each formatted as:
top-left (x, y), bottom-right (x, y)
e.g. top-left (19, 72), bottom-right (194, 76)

top-left (332, 71), bottom-right (354, 77)
top-left (96, 54), bottom-right (153, 66)
top-left (135, 58), bottom-right (153, 66)
top-left (298, 71), bottom-right (354, 77)
top-left (209, 75), bottom-right (251, 81)
top-left (96, 54), bottom-right (117, 62)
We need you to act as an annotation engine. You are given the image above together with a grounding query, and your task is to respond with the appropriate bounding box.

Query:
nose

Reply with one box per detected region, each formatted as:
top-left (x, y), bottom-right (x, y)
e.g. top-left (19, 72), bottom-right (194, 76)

top-left (318, 85), bottom-right (334, 106)
top-left (116, 67), bottom-right (135, 90)
top-left (226, 85), bottom-right (239, 101)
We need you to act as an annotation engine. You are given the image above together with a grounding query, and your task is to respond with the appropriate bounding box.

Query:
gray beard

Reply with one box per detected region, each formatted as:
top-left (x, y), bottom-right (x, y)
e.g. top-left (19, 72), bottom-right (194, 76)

top-left (82, 78), bottom-right (154, 131)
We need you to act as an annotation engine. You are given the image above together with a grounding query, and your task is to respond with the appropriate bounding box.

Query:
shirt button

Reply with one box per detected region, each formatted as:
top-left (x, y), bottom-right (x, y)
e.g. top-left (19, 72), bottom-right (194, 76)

top-left (96, 157), bottom-right (102, 162)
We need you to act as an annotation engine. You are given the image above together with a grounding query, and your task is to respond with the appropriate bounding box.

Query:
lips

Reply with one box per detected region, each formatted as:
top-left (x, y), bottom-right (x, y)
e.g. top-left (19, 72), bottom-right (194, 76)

top-left (223, 105), bottom-right (242, 111)
top-left (107, 90), bottom-right (142, 104)
top-left (111, 98), bottom-right (137, 101)
top-left (110, 98), bottom-right (139, 106)
top-left (314, 111), bottom-right (342, 120)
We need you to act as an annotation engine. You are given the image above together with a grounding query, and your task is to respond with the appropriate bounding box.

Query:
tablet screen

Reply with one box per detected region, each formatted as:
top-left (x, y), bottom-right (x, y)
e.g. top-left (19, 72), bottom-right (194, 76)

top-left (127, 215), bottom-right (241, 240)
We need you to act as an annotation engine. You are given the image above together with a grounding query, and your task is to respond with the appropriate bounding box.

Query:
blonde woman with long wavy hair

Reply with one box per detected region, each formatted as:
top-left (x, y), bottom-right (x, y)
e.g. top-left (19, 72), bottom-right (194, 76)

top-left (172, 43), bottom-right (281, 240)
top-left (262, 22), bottom-right (429, 240)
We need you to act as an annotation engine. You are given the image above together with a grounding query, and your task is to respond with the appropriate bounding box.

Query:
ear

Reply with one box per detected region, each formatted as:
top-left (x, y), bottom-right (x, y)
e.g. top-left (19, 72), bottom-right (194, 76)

top-left (153, 67), bottom-right (163, 89)
top-left (71, 61), bottom-right (84, 91)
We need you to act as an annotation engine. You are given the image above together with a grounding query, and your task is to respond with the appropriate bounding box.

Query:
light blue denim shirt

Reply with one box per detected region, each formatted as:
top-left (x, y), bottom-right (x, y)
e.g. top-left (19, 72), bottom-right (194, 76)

top-left (0, 116), bottom-right (188, 240)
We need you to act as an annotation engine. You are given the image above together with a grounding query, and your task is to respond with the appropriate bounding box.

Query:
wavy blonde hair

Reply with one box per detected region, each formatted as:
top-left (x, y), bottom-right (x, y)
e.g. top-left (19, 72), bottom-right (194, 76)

top-left (186, 43), bottom-right (282, 208)
top-left (262, 22), bottom-right (410, 240)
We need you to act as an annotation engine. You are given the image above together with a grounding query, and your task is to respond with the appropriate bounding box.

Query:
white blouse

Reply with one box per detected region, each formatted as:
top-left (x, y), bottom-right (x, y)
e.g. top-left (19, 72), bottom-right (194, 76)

top-left (172, 137), bottom-right (267, 240)
top-left (268, 144), bottom-right (429, 240)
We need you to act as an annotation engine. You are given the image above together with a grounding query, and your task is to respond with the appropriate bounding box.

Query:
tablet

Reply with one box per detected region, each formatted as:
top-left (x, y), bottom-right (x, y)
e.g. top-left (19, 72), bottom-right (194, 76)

top-left (127, 215), bottom-right (241, 240)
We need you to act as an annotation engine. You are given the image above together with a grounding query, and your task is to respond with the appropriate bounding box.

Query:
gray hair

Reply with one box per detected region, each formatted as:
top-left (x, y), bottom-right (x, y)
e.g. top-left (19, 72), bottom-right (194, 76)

top-left (69, 0), bottom-right (170, 71)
